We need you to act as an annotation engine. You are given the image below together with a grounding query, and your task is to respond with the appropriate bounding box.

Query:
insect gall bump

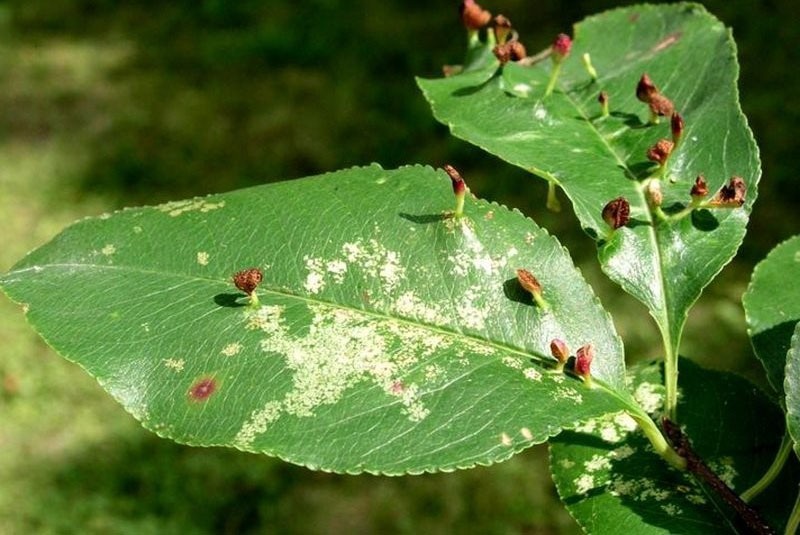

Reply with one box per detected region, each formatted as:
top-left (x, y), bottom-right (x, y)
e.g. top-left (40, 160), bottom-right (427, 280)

top-left (647, 139), bottom-right (675, 167)
top-left (691, 175), bottom-right (709, 200)
top-left (598, 91), bottom-right (609, 117)
top-left (575, 344), bottom-right (594, 386)
top-left (460, 0), bottom-right (491, 31)
top-left (233, 267), bottom-right (263, 307)
top-left (671, 112), bottom-right (685, 145)
top-left (636, 73), bottom-right (658, 103)
top-left (545, 33), bottom-right (572, 96)
top-left (492, 14), bottom-right (512, 45)
top-left (709, 176), bottom-right (746, 207)
top-left (602, 197), bottom-right (630, 231)
top-left (516, 268), bottom-right (549, 309)
top-left (550, 338), bottom-right (569, 372)
top-left (443, 164), bottom-right (467, 218)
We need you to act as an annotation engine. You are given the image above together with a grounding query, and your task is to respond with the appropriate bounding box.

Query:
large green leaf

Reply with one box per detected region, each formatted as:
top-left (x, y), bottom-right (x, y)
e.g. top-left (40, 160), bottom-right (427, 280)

top-left (1, 164), bottom-right (637, 474)
top-left (550, 358), bottom-right (795, 534)
top-left (418, 4), bottom-right (760, 381)
top-left (784, 323), bottom-right (800, 457)
top-left (743, 235), bottom-right (800, 397)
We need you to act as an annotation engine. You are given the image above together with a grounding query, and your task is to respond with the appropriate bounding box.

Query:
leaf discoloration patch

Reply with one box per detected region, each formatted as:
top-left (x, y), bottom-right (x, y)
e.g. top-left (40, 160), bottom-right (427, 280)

top-left (188, 377), bottom-right (218, 402)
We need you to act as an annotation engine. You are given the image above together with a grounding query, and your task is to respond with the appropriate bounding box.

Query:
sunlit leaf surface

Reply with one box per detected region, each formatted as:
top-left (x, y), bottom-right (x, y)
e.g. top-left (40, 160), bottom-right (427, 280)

top-left (1, 165), bottom-right (636, 474)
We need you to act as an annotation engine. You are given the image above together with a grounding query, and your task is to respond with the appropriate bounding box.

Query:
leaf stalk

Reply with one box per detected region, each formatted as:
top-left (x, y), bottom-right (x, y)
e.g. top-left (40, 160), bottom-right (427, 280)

top-left (628, 409), bottom-right (686, 470)
top-left (787, 491), bottom-right (800, 535)
top-left (741, 432), bottom-right (793, 503)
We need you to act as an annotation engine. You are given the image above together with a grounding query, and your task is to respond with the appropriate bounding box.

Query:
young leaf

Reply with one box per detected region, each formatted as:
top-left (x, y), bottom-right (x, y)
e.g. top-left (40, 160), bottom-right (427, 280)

top-left (418, 5), bottom-right (760, 412)
top-left (550, 359), bottom-right (794, 534)
top-left (744, 235), bottom-right (800, 397)
top-left (1, 164), bottom-right (635, 474)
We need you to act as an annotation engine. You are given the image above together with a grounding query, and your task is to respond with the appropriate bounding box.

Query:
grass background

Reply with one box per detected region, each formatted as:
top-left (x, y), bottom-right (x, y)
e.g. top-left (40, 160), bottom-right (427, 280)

top-left (1, 0), bottom-right (798, 533)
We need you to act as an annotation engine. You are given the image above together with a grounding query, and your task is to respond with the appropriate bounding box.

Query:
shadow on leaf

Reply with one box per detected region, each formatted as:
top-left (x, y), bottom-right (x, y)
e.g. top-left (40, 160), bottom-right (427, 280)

top-left (502, 277), bottom-right (533, 306)
top-left (214, 293), bottom-right (246, 308)
top-left (690, 209), bottom-right (720, 231)
top-left (451, 72), bottom-right (499, 97)
top-left (399, 212), bottom-right (446, 225)
top-left (611, 111), bottom-right (648, 129)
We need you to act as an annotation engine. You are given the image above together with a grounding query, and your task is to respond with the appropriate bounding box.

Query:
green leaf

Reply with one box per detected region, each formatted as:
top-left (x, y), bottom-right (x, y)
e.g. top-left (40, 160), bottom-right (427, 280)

top-left (743, 235), bottom-right (800, 397)
top-left (550, 358), bottom-right (795, 534)
top-left (418, 4), bottom-right (760, 371)
top-left (1, 164), bottom-right (634, 474)
top-left (785, 323), bottom-right (800, 457)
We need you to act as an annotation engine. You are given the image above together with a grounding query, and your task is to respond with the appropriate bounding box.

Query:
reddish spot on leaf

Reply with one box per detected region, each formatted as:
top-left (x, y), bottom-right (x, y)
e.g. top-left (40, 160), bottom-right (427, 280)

top-left (628, 13), bottom-right (640, 23)
top-left (188, 377), bottom-right (217, 402)
top-left (391, 381), bottom-right (405, 394)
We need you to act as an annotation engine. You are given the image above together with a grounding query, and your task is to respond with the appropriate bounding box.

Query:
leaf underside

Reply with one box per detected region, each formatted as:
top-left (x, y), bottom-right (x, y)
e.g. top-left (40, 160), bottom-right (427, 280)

top-left (550, 358), bottom-right (795, 534)
top-left (1, 164), bottom-right (633, 474)
top-left (418, 3), bottom-right (760, 357)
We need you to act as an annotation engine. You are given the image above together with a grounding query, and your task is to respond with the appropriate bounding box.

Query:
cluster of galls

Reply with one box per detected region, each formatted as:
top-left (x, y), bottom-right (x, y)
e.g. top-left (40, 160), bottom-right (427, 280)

top-left (600, 73), bottom-right (746, 233)
top-left (459, 1), bottom-right (527, 63)
top-left (513, 269), bottom-right (594, 385)
top-left (550, 338), bottom-right (595, 386)
top-left (492, 15), bottom-right (527, 64)
top-left (458, 1), bottom-right (580, 97)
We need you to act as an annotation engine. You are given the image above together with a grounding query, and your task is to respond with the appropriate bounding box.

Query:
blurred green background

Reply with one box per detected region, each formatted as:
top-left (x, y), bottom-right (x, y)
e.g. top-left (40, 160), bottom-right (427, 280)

top-left (0, 0), bottom-right (797, 533)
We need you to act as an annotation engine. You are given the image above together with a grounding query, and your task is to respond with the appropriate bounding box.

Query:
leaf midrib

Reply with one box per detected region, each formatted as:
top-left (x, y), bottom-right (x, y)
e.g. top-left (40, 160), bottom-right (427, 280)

top-left (4, 261), bottom-right (565, 374)
top-left (558, 78), bottom-right (671, 336)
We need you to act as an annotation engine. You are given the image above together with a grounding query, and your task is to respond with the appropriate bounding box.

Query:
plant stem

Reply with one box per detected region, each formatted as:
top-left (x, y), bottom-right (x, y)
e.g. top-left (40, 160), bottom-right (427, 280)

top-left (659, 324), bottom-right (679, 421)
top-left (628, 409), bottom-right (686, 470)
top-left (741, 432), bottom-right (793, 503)
top-left (662, 418), bottom-right (777, 535)
top-left (787, 491), bottom-right (800, 535)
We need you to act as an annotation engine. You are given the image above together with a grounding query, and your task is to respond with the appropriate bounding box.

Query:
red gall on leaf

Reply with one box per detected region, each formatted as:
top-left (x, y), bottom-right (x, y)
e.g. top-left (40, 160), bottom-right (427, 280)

top-left (233, 268), bottom-right (263, 296)
top-left (602, 197), bottom-right (630, 230)
top-left (552, 33), bottom-right (572, 62)
top-left (550, 339), bottom-right (569, 365)
top-left (493, 15), bottom-right (512, 44)
top-left (710, 176), bottom-right (746, 207)
top-left (636, 73), bottom-right (659, 103)
top-left (493, 40), bottom-right (526, 64)
top-left (575, 344), bottom-right (594, 381)
top-left (691, 175), bottom-right (709, 199)
top-left (671, 112), bottom-right (685, 144)
top-left (598, 91), bottom-right (609, 117)
top-left (516, 268), bottom-right (549, 309)
top-left (460, 0), bottom-right (491, 30)
top-left (649, 94), bottom-right (675, 118)
top-left (233, 268), bottom-right (263, 307)
top-left (443, 164), bottom-right (467, 217)
top-left (516, 268), bottom-right (542, 295)
top-left (647, 139), bottom-right (675, 166)
top-left (443, 164), bottom-right (466, 196)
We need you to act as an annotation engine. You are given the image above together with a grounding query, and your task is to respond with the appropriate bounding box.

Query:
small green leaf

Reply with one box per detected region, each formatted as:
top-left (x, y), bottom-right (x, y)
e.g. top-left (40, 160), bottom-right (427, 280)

top-left (1, 164), bottom-right (635, 474)
top-left (744, 235), bottom-right (800, 397)
top-left (550, 359), bottom-right (794, 534)
top-left (785, 323), bottom-right (800, 457)
top-left (419, 4), bottom-right (760, 379)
